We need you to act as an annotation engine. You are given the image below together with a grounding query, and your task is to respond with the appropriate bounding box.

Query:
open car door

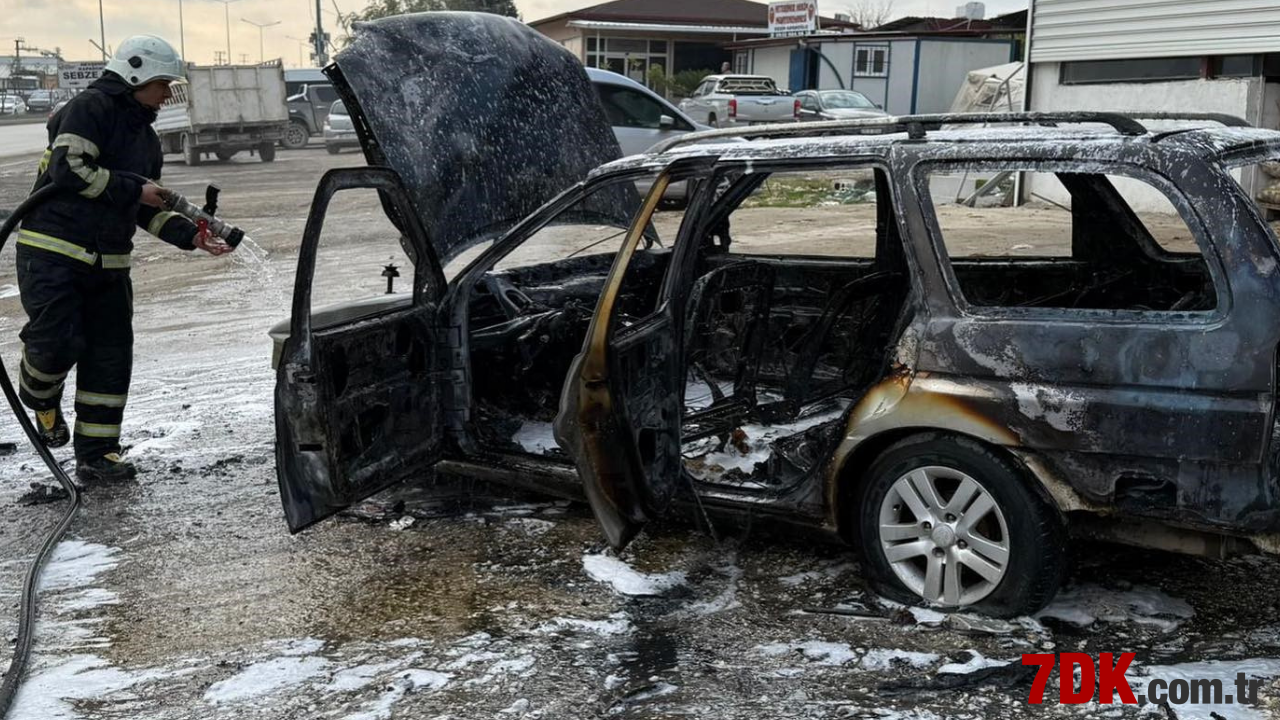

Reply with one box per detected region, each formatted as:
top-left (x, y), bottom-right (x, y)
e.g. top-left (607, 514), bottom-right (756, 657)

top-left (275, 167), bottom-right (447, 532)
top-left (556, 170), bottom-right (702, 550)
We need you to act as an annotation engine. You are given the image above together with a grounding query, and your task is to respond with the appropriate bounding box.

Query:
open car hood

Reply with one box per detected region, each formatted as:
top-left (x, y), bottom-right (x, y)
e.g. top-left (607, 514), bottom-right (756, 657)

top-left (327, 12), bottom-right (632, 263)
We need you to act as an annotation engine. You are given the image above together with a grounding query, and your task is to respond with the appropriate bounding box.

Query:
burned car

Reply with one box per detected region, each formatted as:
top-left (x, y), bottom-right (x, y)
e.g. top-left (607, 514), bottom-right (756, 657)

top-left (273, 14), bottom-right (1280, 617)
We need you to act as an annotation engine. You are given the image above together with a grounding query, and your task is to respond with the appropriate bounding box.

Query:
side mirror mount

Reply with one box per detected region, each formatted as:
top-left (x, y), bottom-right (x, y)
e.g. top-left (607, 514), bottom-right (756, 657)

top-left (659, 114), bottom-right (676, 130)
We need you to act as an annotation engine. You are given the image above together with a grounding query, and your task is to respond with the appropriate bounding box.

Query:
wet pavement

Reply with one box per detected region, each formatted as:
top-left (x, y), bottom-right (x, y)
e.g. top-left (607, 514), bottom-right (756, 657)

top-left (0, 149), bottom-right (1279, 719)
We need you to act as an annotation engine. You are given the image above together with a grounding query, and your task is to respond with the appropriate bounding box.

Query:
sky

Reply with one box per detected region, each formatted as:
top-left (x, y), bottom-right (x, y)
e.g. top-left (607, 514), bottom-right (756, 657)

top-left (0, 0), bottom-right (1027, 68)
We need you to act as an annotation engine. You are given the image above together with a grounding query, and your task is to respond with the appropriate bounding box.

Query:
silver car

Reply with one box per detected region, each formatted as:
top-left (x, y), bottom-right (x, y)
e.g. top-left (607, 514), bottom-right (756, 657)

top-left (323, 99), bottom-right (359, 154)
top-left (0, 95), bottom-right (27, 116)
top-left (794, 89), bottom-right (888, 122)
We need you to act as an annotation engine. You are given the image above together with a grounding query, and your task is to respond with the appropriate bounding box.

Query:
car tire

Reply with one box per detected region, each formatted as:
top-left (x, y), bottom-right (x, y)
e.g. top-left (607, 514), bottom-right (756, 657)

top-left (182, 134), bottom-right (201, 167)
top-left (259, 142), bottom-right (277, 163)
top-left (855, 434), bottom-right (1067, 618)
top-left (708, 114), bottom-right (719, 129)
top-left (282, 121), bottom-right (309, 150)
top-left (326, 144), bottom-right (341, 155)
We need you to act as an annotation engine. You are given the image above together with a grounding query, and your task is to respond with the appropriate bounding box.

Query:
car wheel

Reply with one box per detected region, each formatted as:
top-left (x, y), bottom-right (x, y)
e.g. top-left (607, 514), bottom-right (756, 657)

top-left (259, 142), bottom-right (277, 163)
top-left (855, 434), bottom-right (1067, 617)
top-left (282, 121), bottom-right (309, 149)
top-left (708, 114), bottom-right (719, 129)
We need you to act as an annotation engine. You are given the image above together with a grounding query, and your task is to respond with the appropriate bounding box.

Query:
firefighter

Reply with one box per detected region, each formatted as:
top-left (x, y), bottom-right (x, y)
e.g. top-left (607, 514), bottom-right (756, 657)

top-left (15, 35), bottom-right (233, 483)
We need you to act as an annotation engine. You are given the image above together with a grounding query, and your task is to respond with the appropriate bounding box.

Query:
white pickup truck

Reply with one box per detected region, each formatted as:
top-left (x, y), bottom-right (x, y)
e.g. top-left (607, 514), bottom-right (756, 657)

top-left (678, 74), bottom-right (797, 128)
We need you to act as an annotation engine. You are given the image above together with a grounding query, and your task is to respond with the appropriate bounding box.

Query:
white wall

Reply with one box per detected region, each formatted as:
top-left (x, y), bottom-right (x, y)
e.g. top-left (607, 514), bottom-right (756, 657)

top-left (814, 42), bottom-right (854, 90)
top-left (916, 40), bottom-right (1014, 114)
top-left (1031, 0), bottom-right (1280, 62)
top-left (884, 40), bottom-right (918, 115)
top-left (1027, 62), bottom-right (1262, 211)
top-left (749, 46), bottom-right (793, 91)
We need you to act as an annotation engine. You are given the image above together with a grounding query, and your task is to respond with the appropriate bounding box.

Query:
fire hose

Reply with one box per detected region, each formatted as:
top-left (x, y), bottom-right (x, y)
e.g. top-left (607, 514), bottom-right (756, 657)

top-left (0, 176), bottom-right (248, 716)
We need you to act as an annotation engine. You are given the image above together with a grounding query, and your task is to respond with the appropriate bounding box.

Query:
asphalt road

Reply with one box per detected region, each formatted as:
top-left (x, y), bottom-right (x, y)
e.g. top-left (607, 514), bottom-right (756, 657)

top-left (0, 121), bottom-right (48, 160)
top-left (0, 148), bottom-right (1279, 720)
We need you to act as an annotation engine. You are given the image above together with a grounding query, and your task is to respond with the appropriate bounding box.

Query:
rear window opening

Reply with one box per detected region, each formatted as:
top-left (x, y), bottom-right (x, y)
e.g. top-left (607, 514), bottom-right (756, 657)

top-left (922, 167), bottom-right (1219, 314)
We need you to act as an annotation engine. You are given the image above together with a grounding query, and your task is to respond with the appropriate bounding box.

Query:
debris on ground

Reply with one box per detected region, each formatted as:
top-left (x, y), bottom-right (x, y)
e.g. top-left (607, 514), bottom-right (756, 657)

top-left (17, 482), bottom-right (70, 506)
top-left (0, 442), bottom-right (17, 456)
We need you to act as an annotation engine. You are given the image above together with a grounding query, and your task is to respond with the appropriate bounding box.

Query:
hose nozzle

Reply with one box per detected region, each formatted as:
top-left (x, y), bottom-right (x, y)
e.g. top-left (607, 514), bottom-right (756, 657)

top-left (161, 185), bottom-right (248, 249)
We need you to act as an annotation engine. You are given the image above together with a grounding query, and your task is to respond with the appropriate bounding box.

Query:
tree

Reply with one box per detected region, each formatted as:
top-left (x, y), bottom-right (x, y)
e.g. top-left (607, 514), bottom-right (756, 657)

top-left (846, 0), bottom-right (896, 29)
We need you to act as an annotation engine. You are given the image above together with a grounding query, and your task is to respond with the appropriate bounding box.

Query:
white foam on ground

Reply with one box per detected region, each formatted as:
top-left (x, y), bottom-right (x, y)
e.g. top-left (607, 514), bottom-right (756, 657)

top-left (38, 541), bottom-right (121, 592)
top-left (503, 517), bottom-right (556, 536)
top-left (1133, 658), bottom-right (1280, 720)
top-left (342, 669), bottom-right (453, 720)
top-left (204, 655), bottom-right (332, 704)
top-left (757, 641), bottom-right (859, 666)
top-left (582, 553), bottom-right (686, 597)
top-left (538, 613), bottom-right (634, 636)
top-left (11, 655), bottom-right (183, 720)
top-left (938, 650), bottom-right (1010, 675)
top-left (513, 421), bottom-right (559, 455)
top-left (681, 559), bottom-right (743, 617)
top-left (861, 648), bottom-right (941, 671)
top-left (1038, 584), bottom-right (1194, 632)
top-left (326, 658), bottom-right (417, 693)
top-left (52, 588), bottom-right (120, 614)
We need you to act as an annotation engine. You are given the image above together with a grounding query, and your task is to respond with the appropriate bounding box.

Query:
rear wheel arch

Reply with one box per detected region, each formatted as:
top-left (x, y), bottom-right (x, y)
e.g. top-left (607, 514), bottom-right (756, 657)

top-left (832, 429), bottom-right (1065, 542)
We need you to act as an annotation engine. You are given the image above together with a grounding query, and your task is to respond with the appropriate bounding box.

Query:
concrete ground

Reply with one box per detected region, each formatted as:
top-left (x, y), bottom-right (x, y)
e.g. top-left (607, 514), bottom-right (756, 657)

top-left (0, 139), bottom-right (1279, 720)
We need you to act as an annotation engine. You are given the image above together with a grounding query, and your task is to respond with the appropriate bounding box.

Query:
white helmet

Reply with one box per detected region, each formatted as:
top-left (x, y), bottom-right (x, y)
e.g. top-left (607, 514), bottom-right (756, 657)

top-left (106, 35), bottom-right (184, 87)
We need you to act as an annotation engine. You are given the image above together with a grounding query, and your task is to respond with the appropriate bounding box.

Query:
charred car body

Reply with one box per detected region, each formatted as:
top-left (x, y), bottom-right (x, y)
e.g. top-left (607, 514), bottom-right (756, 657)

top-left (273, 13), bottom-right (1280, 617)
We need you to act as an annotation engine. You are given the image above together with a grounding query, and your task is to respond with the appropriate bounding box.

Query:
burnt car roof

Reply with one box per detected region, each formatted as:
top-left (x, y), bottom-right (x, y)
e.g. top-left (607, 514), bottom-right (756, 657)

top-left (590, 123), bottom-right (1280, 178)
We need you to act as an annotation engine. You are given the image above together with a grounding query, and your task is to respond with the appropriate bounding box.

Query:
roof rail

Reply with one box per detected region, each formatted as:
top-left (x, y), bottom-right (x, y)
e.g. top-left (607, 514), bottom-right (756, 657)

top-left (1118, 112), bottom-right (1250, 128)
top-left (651, 111), bottom-right (1150, 154)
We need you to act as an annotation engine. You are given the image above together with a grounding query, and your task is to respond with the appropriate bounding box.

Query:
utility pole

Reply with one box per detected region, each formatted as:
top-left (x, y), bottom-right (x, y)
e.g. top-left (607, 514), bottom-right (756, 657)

top-left (178, 0), bottom-right (186, 61)
top-left (98, 0), bottom-right (107, 60)
top-left (213, 50), bottom-right (227, 65)
top-left (215, 0), bottom-right (241, 67)
top-left (242, 18), bottom-right (281, 64)
top-left (314, 0), bottom-right (328, 67)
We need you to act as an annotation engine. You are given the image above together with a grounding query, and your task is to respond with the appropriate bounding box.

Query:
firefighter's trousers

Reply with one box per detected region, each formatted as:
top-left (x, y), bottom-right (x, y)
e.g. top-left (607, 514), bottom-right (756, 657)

top-left (16, 248), bottom-right (133, 461)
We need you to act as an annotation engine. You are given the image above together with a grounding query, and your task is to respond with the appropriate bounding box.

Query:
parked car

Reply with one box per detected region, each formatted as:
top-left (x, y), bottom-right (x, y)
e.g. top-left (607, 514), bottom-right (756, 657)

top-left (0, 95), bottom-right (27, 115)
top-left (586, 68), bottom-right (707, 204)
top-left (23, 89), bottom-right (67, 114)
top-left (323, 100), bottom-right (359, 154)
top-left (284, 82), bottom-right (339, 149)
top-left (794, 89), bottom-right (888, 121)
top-left (49, 98), bottom-right (70, 119)
top-left (679, 74), bottom-right (797, 128)
top-left (586, 68), bottom-right (704, 155)
top-left (272, 14), bottom-right (1280, 619)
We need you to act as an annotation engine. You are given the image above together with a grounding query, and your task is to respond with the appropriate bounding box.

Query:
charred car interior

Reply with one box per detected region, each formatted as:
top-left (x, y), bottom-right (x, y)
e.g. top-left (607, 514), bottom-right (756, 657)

top-left (272, 13), bottom-right (1280, 618)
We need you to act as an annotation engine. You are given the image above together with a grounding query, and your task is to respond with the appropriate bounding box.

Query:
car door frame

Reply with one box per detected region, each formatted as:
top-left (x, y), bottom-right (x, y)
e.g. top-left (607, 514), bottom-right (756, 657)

top-left (275, 165), bottom-right (447, 532)
top-left (557, 157), bottom-right (727, 548)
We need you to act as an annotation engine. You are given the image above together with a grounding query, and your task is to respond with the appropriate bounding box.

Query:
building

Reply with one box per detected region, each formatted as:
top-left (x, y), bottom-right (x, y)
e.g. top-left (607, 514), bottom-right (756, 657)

top-left (0, 56), bottom-right (61, 91)
top-left (1024, 0), bottom-right (1280, 207)
top-left (529, 0), bottom-right (855, 88)
top-left (727, 25), bottom-right (1017, 113)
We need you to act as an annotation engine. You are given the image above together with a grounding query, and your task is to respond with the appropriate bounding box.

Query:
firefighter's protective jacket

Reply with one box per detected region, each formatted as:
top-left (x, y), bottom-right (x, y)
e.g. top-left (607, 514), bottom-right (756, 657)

top-left (18, 71), bottom-right (199, 269)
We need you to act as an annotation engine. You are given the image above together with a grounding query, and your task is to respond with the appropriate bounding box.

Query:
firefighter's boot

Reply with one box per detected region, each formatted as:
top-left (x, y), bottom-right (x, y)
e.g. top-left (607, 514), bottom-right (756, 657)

top-left (34, 409), bottom-right (70, 448)
top-left (75, 452), bottom-right (137, 483)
